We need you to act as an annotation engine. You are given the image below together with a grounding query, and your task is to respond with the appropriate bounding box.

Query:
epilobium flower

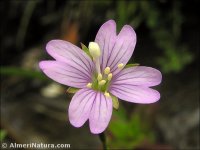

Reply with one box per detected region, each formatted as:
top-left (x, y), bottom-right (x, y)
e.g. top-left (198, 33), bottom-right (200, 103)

top-left (39, 20), bottom-right (162, 134)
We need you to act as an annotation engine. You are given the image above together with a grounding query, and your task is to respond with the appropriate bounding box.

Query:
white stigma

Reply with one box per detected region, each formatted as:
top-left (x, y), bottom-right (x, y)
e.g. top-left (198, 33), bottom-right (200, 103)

top-left (88, 42), bottom-right (101, 58)
top-left (118, 63), bottom-right (124, 69)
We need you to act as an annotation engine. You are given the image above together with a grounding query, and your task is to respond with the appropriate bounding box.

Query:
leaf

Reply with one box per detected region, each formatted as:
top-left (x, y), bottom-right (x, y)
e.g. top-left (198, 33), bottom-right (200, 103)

top-left (125, 63), bottom-right (140, 68)
top-left (80, 43), bottom-right (92, 58)
top-left (66, 87), bottom-right (80, 94)
top-left (0, 130), bottom-right (7, 141)
top-left (111, 94), bottom-right (119, 110)
top-left (0, 66), bottom-right (49, 81)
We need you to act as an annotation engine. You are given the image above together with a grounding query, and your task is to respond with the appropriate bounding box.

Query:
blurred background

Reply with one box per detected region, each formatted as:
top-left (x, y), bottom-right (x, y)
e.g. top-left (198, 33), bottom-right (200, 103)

top-left (0, 0), bottom-right (199, 149)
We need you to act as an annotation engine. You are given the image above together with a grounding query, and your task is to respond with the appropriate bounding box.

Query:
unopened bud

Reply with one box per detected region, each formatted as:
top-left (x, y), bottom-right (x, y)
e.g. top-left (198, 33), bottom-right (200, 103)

top-left (88, 42), bottom-right (101, 58)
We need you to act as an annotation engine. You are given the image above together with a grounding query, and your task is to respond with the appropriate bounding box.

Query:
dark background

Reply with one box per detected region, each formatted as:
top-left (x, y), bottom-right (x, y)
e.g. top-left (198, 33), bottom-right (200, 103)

top-left (0, 0), bottom-right (199, 149)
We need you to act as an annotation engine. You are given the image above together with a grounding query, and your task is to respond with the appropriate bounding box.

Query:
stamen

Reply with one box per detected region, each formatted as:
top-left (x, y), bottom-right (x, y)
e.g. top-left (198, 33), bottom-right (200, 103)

top-left (104, 91), bottom-right (110, 98)
top-left (104, 67), bottom-right (110, 74)
top-left (107, 73), bottom-right (112, 81)
top-left (118, 63), bottom-right (124, 69)
top-left (98, 80), bottom-right (106, 86)
top-left (86, 83), bottom-right (92, 88)
top-left (97, 73), bottom-right (102, 81)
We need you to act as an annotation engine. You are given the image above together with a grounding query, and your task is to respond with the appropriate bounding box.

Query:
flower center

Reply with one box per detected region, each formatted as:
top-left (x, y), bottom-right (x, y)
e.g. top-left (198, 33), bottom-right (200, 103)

top-left (87, 67), bottom-right (113, 97)
top-left (86, 42), bottom-right (123, 98)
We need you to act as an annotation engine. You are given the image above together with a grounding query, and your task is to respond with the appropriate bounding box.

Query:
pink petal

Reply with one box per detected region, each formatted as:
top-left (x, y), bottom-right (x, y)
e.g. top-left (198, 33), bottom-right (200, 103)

top-left (68, 88), bottom-right (96, 127)
top-left (107, 25), bottom-right (136, 75)
top-left (110, 84), bottom-right (160, 104)
top-left (112, 66), bottom-right (162, 87)
top-left (95, 20), bottom-right (117, 72)
top-left (46, 40), bottom-right (94, 76)
top-left (89, 91), bottom-right (113, 134)
top-left (39, 61), bottom-right (91, 88)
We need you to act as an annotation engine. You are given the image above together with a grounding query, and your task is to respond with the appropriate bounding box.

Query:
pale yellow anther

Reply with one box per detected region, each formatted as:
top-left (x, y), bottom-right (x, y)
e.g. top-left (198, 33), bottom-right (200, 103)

top-left (104, 67), bottom-right (110, 74)
top-left (98, 80), bottom-right (106, 86)
top-left (88, 42), bottom-right (101, 58)
top-left (107, 73), bottom-right (112, 81)
top-left (104, 91), bottom-right (110, 98)
top-left (118, 63), bottom-right (124, 69)
top-left (97, 73), bottom-right (103, 81)
top-left (86, 83), bottom-right (92, 88)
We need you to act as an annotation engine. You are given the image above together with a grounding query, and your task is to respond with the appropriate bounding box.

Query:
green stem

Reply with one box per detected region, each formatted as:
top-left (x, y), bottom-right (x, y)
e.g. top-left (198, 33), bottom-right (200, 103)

top-left (99, 132), bottom-right (107, 150)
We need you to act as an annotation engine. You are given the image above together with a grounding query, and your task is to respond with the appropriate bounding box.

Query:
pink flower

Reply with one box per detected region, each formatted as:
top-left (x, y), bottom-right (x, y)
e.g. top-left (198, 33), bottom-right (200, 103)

top-left (39, 20), bottom-right (162, 134)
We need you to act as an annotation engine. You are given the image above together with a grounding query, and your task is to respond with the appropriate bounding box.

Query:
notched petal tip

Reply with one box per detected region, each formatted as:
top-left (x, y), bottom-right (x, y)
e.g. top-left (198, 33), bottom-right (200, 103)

top-left (39, 60), bottom-right (58, 71)
top-left (113, 66), bottom-right (162, 87)
top-left (90, 127), bottom-right (104, 134)
top-left (110, 85), bottom-right (161, 104)
top-left (98, 20), bottom-right (116, 34)
top-left (120, 25), bottom-right (136, 40)
top-left (154, 90), bottom-right (161, 102)
top-left (46, 39), bottom-right (61, 51)
top-left (142, 66), bottom-right (163, 86)
top-left (104, 19), bottom-right (116, 26)
top-left (157, 70), bottom-right (162, 85)
top-left (143, 89), bottom-right (161, 104)
top-left (38, 61), bottom-right (49, 70)
top-left (69, 120), bottom-right (83, 128)
top-left (38, 61), bottom-right (44, 70)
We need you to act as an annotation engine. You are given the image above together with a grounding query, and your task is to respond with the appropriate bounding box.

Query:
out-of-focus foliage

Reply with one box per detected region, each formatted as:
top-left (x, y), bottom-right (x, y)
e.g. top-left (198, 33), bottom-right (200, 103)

top-left (0, 1), bottom-right (198, 149)
top-left (1, 1), bottom-right (196, 73)
top-left (108, 1), bottom-right (194, 73)
top-left (108, 106), bottom-right (155, 149)
top-left (66, 87), bottom-right (79, 94)
top-left (0, 129), bottom-right (7, 141)
top-left (0, 67), bottom-right (49, 81)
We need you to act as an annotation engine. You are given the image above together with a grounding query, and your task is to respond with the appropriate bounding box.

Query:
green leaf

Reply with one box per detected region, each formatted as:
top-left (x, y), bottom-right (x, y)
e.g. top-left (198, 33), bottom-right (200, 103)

top-left (66, 87), bottom-right (80, 94)
top-left (80, 43), bottom-right (92, 58)
top-left (0, 130), bottom-right (7, 141)
top-left (111, 95), bottom-right (119, 110)
top-left (0, 66), bottom-right (49, 81)
top-left (125, 63), bottom-right (140, 68)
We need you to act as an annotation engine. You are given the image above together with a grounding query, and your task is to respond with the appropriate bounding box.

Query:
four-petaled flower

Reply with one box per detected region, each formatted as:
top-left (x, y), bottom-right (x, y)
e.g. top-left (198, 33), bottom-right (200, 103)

top-left (39, 20), bottom-right (162, 134)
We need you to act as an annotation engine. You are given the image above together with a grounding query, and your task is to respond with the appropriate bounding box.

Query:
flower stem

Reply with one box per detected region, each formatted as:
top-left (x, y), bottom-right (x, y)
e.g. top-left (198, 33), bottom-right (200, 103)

top-left (99, 132), bottom-right (107, 150)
